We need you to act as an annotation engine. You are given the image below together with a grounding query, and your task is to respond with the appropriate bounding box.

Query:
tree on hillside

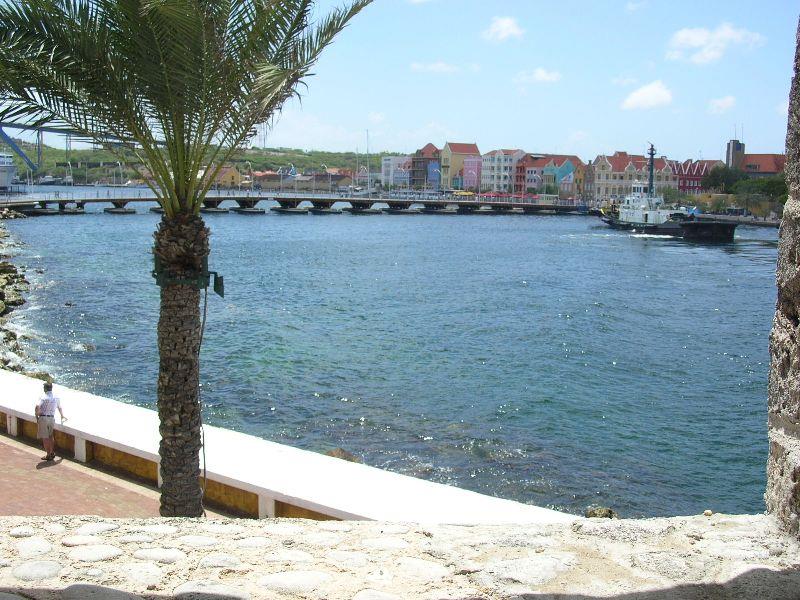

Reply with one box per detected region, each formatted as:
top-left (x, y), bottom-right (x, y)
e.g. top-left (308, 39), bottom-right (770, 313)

top-left (0, 0), bottom-right (371, 517)
top-left (701, 165), bottom-right (747, 192)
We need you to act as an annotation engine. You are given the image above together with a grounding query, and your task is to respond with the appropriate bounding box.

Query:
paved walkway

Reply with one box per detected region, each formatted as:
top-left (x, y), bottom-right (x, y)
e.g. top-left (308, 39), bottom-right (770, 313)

top-left (0, 434), bottom-right (161, 518)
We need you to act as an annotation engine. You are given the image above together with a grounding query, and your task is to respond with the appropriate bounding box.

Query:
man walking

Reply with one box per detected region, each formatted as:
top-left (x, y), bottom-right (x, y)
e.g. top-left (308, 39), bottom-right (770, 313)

top-left (35, 381), bottom-right (65, 461)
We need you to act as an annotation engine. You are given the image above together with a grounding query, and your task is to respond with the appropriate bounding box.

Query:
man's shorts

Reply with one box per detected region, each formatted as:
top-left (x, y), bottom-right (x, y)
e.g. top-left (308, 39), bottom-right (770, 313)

top-left (37, 416), bottom-right (55, 439)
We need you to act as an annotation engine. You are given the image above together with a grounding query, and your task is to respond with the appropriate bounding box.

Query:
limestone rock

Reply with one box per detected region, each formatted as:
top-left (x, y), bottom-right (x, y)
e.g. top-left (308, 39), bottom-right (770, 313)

top-left (482, 553), bottom-right (576, 588)
top-left (12, 560), bottom-right (61, 581)
top-left (133, 547), bottom-right (186, 564)
top-left (263, 548), bottom-right (314, 563)
top-left (585, 506), bottom-right (619, 519)
top-left (362, 537), bottom-right (409, 550)
top-left (75, 522), bottom-right (119, 536)
top-left (42, 523), bottom-right (66, 535)
top-left (198, 552), bottom-right (241, 568)
top-left (326, 447), bottom-right (363, 463)
top-left (62, 535), bottom-right (100, 547)
top-left (175, 535), bottom-right (217, 547)
top-left (767, 16), bottom-right (800, 537)
top-left (133, 524), bottom-right (178, 536)
top-left (395, 557), bottom-right (449, 581)
top-left (16, 537), bottom-right (52, 558)
top-left (258, 570), bottom-right (332, 593)
top-left (9, 526), bottom-right (35, 538)
top-left (68, 544), bottom-right (124, 562)
top-left (120, 561), bottom-right (162, 587)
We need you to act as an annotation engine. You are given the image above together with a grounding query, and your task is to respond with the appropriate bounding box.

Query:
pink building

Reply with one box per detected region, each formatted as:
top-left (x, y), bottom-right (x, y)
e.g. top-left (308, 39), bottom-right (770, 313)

top-left (462, 156), bottom-right (482, 191)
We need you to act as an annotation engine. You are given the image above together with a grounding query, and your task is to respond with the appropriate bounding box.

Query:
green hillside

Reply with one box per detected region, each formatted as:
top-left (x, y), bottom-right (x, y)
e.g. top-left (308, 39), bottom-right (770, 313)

top-left (1, 138), bottom-right (398, 183)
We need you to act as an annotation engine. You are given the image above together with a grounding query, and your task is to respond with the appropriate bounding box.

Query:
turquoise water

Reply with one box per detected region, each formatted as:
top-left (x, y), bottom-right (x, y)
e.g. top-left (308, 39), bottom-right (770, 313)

top-left (5, 195), bottom-right (777, 517)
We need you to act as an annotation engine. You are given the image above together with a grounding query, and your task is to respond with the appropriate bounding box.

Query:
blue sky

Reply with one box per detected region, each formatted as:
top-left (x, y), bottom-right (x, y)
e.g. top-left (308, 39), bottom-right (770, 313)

top-left (27, 0), bottom-right (798, 162)
top-left (260, 0), bottom-right (797, 161)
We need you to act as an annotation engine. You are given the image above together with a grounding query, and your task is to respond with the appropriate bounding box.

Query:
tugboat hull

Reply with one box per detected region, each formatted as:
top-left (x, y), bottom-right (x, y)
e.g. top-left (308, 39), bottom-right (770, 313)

top-left (679, 220), bottom-right (736, 242)
top-left (600, 214), bottom-right (737, 241)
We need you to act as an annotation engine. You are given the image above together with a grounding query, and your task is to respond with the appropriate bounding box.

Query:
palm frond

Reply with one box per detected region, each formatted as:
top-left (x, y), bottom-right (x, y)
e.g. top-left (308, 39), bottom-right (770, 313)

top-left (0, 0), bottom-right (373, 216)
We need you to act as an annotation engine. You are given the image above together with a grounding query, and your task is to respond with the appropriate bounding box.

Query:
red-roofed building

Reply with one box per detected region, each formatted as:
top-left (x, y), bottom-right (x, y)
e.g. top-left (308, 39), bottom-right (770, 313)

top-left (514, 154), bottom-right (550, 193)
top-left (726, 139), bottom-right (786, 178)
top-left (740, 154), bottom-right (786, 177)
top-left (440, 142), bottom-right (481, 190)
top-left (411, 143), bottom-right (440, 189)
top-left (512, 154), bottom-right (586, 197)
top-left (668, 159), bottom-right (725, 195)
top-left (586, 151), bottom-right (678, 201)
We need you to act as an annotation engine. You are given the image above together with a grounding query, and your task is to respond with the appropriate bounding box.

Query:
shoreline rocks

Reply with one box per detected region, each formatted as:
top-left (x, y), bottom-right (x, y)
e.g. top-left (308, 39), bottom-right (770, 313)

top-left (0, 217), bottom-right (31, 373)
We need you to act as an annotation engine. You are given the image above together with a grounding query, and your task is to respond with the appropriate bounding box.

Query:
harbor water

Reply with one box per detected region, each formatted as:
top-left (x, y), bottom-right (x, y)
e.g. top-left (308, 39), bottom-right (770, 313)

top-left (3, 190), bottom-right (778, 517)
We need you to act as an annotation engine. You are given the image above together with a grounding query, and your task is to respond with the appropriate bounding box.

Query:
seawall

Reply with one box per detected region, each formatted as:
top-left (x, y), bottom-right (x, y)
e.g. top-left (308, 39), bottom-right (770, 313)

top-left (0, 369), bottom-right (574, 525)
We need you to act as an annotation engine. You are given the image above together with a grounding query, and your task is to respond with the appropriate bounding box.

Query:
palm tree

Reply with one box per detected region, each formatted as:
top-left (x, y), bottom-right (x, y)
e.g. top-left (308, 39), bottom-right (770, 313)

top-left (0, 0), bottom-right (371, 517)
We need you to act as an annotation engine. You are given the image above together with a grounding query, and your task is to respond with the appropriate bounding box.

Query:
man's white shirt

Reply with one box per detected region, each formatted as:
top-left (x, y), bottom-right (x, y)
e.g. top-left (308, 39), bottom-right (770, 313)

top-left (36, 391), bottom-right (61, 416)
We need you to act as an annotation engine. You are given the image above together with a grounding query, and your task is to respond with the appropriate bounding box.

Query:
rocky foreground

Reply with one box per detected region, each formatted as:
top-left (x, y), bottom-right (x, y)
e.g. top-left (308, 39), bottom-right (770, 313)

top-left (0, 513), bottom-right (798, 599)
top-left (0, 212), bottom-right (29, 371)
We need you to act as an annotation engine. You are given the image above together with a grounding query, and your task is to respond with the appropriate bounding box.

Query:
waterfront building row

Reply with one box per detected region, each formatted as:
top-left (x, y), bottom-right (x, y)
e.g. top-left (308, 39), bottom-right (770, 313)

top-left (239, 137), bottom-right (787, 200)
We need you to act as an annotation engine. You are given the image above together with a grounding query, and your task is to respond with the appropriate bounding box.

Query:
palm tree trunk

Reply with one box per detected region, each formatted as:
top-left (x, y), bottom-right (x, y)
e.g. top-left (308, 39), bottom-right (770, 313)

top-left (154, 213), bottom-right (209, 517)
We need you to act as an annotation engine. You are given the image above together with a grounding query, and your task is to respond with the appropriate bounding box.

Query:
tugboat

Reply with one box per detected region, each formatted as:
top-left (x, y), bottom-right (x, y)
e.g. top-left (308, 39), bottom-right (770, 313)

top-left (598, 144), bottom-right (737, 242)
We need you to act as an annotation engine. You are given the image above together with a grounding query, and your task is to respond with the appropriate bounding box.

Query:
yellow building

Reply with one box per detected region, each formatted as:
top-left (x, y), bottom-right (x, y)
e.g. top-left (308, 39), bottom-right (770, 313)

top-left (440, 142), bottom-right (481, 190)
top-left (573, 162), bottom-right (585, 198)
top-left (214, 165), bottom-right (242, 188)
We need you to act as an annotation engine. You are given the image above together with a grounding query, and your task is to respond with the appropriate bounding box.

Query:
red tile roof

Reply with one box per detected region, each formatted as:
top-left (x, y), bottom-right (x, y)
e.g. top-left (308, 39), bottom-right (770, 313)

top-left (601, 151), bottom-right (673, 172)
top-left (517, 154), bottom-right (550, 169)
top-left (545, 154), bottom-right (585, 168)
top-left (446, 142), bottom-right (481, 155)
top-left (741, 154), bottom-right (786, 174)
top-left (417, 143), bottom-right (439, 158)
top-left (668, 159), bottom-right (725, 176)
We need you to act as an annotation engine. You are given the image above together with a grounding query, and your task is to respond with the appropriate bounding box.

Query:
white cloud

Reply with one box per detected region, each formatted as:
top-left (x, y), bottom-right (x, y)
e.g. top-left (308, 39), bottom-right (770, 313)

top-left (666, 22), bottom-right (764, 64)
top-left (515, 68), bottom-right (562, 84)
top-left (707, 95), bottom-right (736, 114)
top-left (482, 17), bottom-right (524, 42)
top-left (611, 76), bottom-right (638, 86)
top-left (410, 61), bottom-right (459, 73)
top-left (368, 112), bottom-right (385, 124)
top-left (777, 100), bottom-right (790, 115)
top-left (626, 1), bottom-right (646, 11)
top-left (621, 80), bottom-right (673, 110)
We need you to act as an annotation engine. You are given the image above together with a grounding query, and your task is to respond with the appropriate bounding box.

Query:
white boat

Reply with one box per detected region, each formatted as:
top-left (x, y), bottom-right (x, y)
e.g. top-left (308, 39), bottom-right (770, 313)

top-left (37, 175), bottom-right (63, 186)
top-left (0, 154), bottom-right (16, 191)
top-left (598, 144), bottom-right (737, 242)
top-left (604, 181), bottom-right (687, 234)
top-left (600, 144), bottom-right (736, 242)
